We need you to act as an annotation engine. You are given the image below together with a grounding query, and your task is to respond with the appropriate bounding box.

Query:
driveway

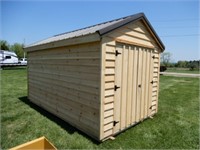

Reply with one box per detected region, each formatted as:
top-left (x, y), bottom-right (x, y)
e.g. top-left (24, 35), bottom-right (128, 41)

top-left (160, 72), bottom-right (200, 78)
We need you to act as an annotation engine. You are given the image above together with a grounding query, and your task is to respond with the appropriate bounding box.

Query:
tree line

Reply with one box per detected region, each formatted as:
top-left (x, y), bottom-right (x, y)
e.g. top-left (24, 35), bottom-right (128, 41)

top-left (1, 40), bottom-right (199, 70)
top-left (0, 40), bottom-right (25, 58)
top-left (161, 52), bottom-right (199, 70)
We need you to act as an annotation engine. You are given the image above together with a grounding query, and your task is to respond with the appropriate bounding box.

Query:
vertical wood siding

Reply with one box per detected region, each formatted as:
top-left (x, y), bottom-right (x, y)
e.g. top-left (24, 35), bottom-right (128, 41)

top-left (111, 43), bottom-right (159, 137)
top-left (28, 42), bottom-right (101, 139)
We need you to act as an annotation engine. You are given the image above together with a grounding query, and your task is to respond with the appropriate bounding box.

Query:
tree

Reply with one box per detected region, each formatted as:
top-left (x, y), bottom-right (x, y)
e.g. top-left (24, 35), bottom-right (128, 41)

top-left (188, 60), bottom-right (199, 70)
top-left (0, 40), bottom-right (10, 50)
top-left (177, 60), bottom-right (187, 68)
top-left (160, 52), bottom-right (172, 67)
top-left (175, 60), bottom-right (200, 70)
top-left (0, 40), bottom-right (26, 58)
top-left (10, 43), bottom-right (25, 58)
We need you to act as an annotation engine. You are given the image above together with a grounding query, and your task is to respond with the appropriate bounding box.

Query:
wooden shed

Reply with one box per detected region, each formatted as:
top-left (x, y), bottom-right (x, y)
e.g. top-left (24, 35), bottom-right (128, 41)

top-left (24, 13), bottom-right (165, 141)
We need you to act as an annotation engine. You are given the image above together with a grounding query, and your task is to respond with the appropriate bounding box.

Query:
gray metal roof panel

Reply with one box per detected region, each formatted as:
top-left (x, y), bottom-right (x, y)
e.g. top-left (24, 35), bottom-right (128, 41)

top-left (26, 13), bottom-right (165, 50)
top-left (98, 13), bottom-right (144, 35)
top-left (27, 17), bottom-right (125, 47)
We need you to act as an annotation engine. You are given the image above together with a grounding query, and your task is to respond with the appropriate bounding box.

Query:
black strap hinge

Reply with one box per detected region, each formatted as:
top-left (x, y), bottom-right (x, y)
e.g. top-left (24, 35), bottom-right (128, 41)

top-left (114, 85), bottom-right (120, 91)
top-left (149, 106), bottom-right (152, 109)
top-left (150, 80), bottom-right (154, 84)
top-left (152, 55), bottom-right (155, 59)
top-left (113, 121), bottom-right (119, 126)
top-left (115, 50), bottom-right (121, 56)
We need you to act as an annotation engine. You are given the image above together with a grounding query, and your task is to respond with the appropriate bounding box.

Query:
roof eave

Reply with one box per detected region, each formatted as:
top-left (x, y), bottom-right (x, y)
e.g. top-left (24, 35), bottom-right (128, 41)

top-left (141, 15), bottom-right (165, 51)
top-left (24, 33), bottom-right (100, 52)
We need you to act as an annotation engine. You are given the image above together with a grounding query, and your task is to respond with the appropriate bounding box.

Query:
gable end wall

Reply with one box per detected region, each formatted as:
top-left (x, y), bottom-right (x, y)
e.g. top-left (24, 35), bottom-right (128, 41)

top-left (100, 20), bottom-right (162, 139)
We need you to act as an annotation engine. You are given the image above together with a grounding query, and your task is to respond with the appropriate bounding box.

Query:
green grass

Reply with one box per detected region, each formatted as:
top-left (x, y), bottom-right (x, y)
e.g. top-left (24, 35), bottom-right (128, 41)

top-left (166, 68), bottom-right (200, 74)
top-left (1, 68), bottom-right (199, 149)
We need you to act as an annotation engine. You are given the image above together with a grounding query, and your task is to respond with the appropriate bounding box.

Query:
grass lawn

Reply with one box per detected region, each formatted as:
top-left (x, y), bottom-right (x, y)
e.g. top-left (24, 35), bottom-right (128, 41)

top-left (166, 68), bottom-right (199, 74)
top-left (1, 68), bottom-right (199, 149)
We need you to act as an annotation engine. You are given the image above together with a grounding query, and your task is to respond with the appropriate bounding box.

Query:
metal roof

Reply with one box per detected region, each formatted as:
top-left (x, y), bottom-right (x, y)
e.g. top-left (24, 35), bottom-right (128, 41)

top-left (26, 13), bottom-right (165, 50)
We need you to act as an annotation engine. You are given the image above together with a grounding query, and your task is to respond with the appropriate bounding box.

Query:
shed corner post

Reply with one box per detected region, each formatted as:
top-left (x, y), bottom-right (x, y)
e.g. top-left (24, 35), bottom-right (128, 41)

top-left (99, 37), bottom-right (107, 140)
top-left (24, 48), bottom-right (30, 100)
top-left (156, 48), bottom-right (161, 113)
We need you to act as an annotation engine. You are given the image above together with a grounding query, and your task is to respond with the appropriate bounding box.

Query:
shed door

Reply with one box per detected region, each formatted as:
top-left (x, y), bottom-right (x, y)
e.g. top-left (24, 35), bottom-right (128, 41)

top-left (113, 43), bottom-right (154, 134)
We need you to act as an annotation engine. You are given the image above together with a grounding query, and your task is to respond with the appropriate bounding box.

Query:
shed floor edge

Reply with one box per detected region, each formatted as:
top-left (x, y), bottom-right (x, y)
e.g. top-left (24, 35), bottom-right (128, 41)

top-left (102, 114), bottom-right (157, 141)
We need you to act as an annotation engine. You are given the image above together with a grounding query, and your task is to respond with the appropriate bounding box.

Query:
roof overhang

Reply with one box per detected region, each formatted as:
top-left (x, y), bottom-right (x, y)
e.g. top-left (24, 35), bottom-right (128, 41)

top-left (24, 33), bottom-right (100, 52)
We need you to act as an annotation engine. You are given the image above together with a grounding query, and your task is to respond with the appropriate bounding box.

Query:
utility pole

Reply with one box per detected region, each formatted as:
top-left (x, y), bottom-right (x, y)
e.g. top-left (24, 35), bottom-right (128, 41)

top-left (23, 38), bottom-right (26, 59)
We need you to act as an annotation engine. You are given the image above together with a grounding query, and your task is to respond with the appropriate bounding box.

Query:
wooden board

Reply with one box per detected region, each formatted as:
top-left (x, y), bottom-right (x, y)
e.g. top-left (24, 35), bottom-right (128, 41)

top-left (148, 50), bottom-right (153, 116)
top-left (136, 47), bottom-right (142, 122)
top-left (120, 45), bottom-right (128, 129)
top-left (113, 44), bottom-right (123, 133)
top-left (126, 46), bottom-right (133, 126)
top-left (131, 47), bottom-right (138, 124)
top-left (140, 48), bottom-right (146, 120)
top-left (144, 49), bottom-right (150, 118)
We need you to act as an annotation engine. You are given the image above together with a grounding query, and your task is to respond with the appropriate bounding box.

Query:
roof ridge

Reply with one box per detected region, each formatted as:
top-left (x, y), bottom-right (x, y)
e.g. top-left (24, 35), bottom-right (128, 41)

top-left (54, 13), bottom-right (138, 37)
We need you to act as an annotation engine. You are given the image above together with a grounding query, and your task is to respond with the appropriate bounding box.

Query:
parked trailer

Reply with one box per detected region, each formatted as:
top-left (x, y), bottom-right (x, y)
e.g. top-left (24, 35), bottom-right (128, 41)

top-left (0, 50), bottom-right (19, 64)
top-left (0, 50), bottom-right (27, 68)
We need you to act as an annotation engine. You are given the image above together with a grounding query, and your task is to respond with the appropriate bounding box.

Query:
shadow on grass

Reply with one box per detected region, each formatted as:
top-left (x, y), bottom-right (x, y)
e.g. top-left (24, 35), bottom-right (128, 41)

top-left (2, 66), bottom-right (27, 70)
top-left (19, 96), bottom-right (100, 145)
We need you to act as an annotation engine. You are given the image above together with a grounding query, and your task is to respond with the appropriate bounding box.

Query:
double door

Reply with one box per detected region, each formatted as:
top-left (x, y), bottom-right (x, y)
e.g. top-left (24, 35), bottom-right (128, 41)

top-left (113, 43), bottom-right (154, 134)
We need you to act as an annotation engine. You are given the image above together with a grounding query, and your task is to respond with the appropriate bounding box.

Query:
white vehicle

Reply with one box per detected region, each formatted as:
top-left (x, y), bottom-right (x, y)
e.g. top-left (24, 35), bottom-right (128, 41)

top-left (19, 58), bottom-right (27, 65)
top-left (0, 50), bottom-right (19, 64)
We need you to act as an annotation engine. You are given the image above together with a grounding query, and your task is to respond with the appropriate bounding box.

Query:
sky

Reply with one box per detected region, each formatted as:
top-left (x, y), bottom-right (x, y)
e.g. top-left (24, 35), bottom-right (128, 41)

top-left (1, 0), bottom-right (199, 62)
